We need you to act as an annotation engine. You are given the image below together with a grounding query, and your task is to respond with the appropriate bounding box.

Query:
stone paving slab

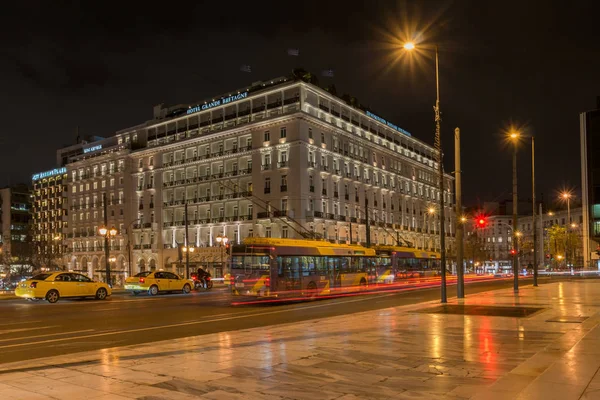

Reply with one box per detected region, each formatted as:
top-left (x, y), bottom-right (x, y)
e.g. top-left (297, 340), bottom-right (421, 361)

top-left (0, 281), bottom-right (599, 399)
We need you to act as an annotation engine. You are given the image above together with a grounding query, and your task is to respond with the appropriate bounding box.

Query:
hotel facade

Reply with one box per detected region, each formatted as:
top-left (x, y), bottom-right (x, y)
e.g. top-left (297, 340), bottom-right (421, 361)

top-left (56, 74), bottom-right (456, 281)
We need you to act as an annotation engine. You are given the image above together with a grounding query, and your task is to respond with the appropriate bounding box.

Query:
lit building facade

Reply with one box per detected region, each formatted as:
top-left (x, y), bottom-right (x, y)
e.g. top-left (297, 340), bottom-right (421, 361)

top-left (31, 168), bottom-right (68, 269)
top-left (59, 73), bottom-right (455, 280)
top-left (59, 136), bottom-right (134, 286)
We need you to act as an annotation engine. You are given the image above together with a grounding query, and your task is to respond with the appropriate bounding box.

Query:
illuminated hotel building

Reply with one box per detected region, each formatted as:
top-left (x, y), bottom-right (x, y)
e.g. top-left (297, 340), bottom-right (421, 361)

top-left (31, 168), bottom-right (68, 268)
top-left (59, 73), bottom-right (455, 279)
top-left (58, 136), bottom-right (133, 286)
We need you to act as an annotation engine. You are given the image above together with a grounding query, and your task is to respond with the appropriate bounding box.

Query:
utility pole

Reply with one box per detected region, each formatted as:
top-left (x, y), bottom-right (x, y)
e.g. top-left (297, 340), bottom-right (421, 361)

top-left (455, 127), bottom-right (464, 298)
top-left (365, 191), bottom-right (371, 247)
top-left (532, 137), bottom-right (538, 286)
top-left (434, 45), bottom-right (447, 304)
top-left (184, 203), bottom-right (190, 279)
top-left (103, 193), bottom-right (111, 287)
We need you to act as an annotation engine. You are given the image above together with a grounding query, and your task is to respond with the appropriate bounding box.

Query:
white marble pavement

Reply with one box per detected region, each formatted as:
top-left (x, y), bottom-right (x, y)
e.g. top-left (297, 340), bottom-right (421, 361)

top-left (1, 280), bottom-right (600, 399)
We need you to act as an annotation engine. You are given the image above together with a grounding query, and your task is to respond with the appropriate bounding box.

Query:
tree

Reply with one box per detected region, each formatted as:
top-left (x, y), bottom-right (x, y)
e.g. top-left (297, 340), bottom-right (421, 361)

top-left (546, 225), bottom-right (581, 267)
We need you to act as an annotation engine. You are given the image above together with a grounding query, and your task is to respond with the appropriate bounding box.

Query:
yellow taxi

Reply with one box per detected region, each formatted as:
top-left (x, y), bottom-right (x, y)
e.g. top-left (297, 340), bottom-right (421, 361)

top-left (15, 272), bottom-right (111, 303)
top-left (124, 271), bottom-right (194, 296)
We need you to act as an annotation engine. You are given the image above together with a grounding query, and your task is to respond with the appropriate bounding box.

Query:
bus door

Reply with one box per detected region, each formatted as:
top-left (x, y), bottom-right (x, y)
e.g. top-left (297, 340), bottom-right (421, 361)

top-left (277, 256), bottom-right (301, 294)
top-left (299, 256), bottom-right (327, 293)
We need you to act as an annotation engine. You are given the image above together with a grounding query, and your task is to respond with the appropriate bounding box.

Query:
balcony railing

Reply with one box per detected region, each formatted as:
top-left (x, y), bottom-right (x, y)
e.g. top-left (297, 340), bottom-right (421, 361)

top-left (278, 161), bottom-right (288, 168)
top-left (162, 191), bottom-right (252, 207)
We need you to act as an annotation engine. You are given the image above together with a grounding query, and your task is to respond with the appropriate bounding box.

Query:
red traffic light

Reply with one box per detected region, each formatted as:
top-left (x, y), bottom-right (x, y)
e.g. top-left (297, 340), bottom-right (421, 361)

top-left (475, 215), bottom-right (488, 228)
top-left (510, 249), bottom-right (516, 255)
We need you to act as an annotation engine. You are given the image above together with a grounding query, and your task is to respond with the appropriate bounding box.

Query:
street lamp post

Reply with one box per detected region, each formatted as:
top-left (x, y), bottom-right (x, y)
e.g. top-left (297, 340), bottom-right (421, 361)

top-left (531, 137), bottom-right (538, 287)
top-left (561, 192), bottom-right (572, 268)
top-left (404, 42), bottom-right (447, 303)
top-left (181, 244), bottom-right (195, 277)
top-left (423, 207), bottom-right (435, 250)
top-left (98, 225), bottom-right (118, 287)
top-left (216, 234), bottom-right (229, 277)
top-left (509, 132), bottom-right (519, 292)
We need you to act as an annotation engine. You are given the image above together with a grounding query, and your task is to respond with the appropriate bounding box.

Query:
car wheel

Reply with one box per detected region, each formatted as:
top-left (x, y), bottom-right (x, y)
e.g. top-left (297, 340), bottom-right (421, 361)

top-left (132, 291), bottom-right (140, 296)
top-left (359, 278), bottom-right (368, 289)
top-left (148, 285), bottom-right (159, 296)
top-left (46, 290), bottom-right (59, 304)
top-left (96, 287), bottom-right (108, 300)
top-left (182, 284), bottom-right (191, 294)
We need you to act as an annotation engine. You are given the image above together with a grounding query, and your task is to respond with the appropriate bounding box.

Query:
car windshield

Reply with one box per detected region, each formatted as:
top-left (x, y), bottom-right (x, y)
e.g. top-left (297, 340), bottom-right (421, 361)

top-left (31, 273), bottom-right (53, 281)
top-left (134, 272), bottom-right (151, 277)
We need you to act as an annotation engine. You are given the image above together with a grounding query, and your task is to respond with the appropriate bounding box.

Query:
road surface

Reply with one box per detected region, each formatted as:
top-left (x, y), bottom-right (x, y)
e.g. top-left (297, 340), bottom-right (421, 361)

top-left (0, 277), bottom-right (553, 364)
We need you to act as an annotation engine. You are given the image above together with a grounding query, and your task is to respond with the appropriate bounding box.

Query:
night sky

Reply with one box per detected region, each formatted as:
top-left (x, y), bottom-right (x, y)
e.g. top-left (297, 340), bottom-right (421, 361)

top-left (2, 0), bottom-right (599, 207)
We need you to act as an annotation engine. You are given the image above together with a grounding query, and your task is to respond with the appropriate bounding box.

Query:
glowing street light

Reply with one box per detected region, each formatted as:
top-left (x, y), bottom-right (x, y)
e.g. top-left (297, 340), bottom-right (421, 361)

top-left (403, 39), bottom-right (448, 302)
top-left (403, 42), bottom-right (415, 51)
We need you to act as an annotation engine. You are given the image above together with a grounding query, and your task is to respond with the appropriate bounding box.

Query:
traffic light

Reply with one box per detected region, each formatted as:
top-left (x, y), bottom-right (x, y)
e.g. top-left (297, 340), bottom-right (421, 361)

top-left (475, 215), bottom-right (488, 228)
top-left (510, 249), bottom-right (516, 255)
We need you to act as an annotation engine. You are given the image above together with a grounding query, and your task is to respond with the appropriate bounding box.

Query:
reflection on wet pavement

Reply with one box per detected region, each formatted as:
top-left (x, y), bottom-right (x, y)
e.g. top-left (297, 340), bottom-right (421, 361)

top-left (0, 280), bottom-right (599, 399)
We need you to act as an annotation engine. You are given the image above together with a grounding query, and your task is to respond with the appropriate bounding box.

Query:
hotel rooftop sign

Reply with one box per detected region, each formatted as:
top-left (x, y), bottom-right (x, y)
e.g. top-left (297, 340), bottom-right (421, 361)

top-left (187, 91), bottom-right (249, 115)
top-left (32, 167), bottom-right (67, 181)
top-left (366, 111), bottom-right (411, 137)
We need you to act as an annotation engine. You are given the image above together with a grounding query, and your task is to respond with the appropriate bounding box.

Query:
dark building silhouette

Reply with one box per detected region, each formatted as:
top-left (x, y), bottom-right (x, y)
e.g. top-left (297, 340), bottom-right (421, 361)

top-left (580, 97), bottom-right (600, 268)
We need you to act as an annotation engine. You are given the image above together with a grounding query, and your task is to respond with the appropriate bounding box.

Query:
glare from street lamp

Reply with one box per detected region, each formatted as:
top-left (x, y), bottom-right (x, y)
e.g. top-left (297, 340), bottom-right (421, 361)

top-left (189, 246), bottom-right (195, 253)
top-left (216, 236), bottom-right (222, 244)
top-left (222, 237), bottom-right (229, 245)
top-left (98, 226), bottom-right (108, 236)
top-left (403, 42), bottom-right (416, 51)
top-left (428, 207), bottom-right (435, 214)
top-left (561, 192), bottom-right (572, 200)
top-left (509, 131), bottom-right (519, 140)
top-left (109, 227), bottom-right (118, 236)
top-left (460, 216), bottom-right (467, 223)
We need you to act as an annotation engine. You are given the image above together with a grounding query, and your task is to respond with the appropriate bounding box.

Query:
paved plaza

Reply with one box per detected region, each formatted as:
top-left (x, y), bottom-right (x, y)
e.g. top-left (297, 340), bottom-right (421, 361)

top-left (1, 280), bottom-right (599, 399)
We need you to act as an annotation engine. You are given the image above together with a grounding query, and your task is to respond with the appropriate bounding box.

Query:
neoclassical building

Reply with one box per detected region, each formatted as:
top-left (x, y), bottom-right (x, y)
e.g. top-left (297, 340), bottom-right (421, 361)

top-left (56, 73), bottom-right (455, 281)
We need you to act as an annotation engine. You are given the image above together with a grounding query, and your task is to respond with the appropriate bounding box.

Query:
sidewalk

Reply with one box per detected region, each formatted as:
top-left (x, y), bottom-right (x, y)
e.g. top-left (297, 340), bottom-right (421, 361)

top-left (0, 281), bottom-right (599, 399)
